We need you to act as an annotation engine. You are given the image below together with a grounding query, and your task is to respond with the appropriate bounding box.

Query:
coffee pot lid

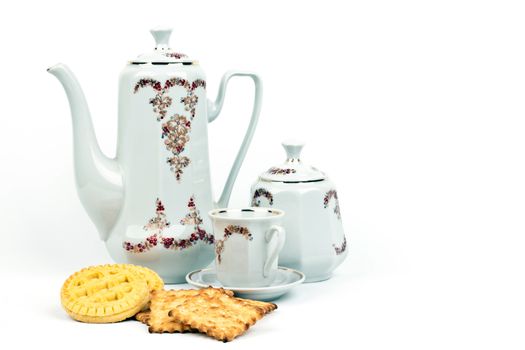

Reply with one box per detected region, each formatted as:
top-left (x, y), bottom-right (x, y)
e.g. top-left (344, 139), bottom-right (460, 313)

top-left (130, 28), bottom-right (194, 64)
top-left (260, 141), bottom-right (326, 182)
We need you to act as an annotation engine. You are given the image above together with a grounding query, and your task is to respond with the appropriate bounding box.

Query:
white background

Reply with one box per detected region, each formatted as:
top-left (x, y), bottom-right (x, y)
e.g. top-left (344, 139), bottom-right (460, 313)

top-left (1, 0), bottom-right (524, 348)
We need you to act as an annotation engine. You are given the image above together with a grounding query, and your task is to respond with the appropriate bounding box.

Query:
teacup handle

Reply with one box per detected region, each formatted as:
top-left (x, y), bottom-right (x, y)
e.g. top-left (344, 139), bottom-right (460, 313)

top-left (263, 225), bottom-right (286, 277)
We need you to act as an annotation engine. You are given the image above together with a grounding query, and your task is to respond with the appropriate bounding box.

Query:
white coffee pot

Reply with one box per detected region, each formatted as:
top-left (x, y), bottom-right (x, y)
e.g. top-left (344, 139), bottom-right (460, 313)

top-left (250, 141), bottom-right (347, 282)
top-left (48, 28), bottom-right (262, 283)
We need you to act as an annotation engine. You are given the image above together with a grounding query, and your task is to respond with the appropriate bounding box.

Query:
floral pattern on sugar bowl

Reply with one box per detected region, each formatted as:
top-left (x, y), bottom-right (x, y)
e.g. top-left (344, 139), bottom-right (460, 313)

top-left (250, 141), bottom-right (348, 283)
top-left (251, 188), bottom-right (274, 206)
top-left (323, 189), bottom-right (341, 219)
top-left (267, 167), bottom-right (297, 175)
top-left (333, 236), bottom-right (347, 255)
top-left (163, 52), bottom-right (188, 59)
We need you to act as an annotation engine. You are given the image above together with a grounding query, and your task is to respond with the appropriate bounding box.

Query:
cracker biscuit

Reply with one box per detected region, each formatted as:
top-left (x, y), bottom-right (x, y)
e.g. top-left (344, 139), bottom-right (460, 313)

top-left (168, 289), bottom-right (266, 342)
top-left (147, 288), bottom-right (233, 333)
top-left (61, 264), bottom-right (150, 323)
top-left (235, 298), bottom-right (277, 314)
top-left (135, 310), bottom-right (151, 325)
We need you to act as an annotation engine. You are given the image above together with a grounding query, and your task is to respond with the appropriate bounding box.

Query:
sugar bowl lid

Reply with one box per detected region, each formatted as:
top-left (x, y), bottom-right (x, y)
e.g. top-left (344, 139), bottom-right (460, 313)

top-left (260, 141), bottom-right (326, 182)
top-left (130, 28), bottom-right (194, 64)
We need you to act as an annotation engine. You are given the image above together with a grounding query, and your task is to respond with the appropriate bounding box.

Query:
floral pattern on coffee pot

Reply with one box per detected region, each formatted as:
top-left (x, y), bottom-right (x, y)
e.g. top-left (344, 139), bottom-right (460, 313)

top-left (48, 28), bottom-right (263, 282)
top-left (122, 196), bottom-right (214, 253)
top-left (133, 77), bottom-right (206, 181)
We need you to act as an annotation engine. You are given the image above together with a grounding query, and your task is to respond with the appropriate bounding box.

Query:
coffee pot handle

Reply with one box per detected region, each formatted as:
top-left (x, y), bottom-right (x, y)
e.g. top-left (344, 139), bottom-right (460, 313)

top-left (207, 71), bottom-right (262, 208)
top-left (263, 225), bottom-right (286, 277)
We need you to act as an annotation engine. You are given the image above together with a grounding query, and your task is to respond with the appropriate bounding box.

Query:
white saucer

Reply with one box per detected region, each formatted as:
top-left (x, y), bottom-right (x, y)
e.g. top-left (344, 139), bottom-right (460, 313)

top-left (186, 266), bottom-right (305, 301)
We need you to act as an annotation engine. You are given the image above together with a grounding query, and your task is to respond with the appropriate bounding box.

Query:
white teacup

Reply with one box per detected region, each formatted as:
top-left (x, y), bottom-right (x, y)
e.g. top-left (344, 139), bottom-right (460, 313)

top-left (208, 207), bottom-right (286, 287)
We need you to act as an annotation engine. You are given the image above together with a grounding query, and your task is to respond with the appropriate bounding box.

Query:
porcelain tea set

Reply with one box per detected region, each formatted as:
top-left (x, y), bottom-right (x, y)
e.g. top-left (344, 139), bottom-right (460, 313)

top-left (48, 28), bottom-right (347, 300)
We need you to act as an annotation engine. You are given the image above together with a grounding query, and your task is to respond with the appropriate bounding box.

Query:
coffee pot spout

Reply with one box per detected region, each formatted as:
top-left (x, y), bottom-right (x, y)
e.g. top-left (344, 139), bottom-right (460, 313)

top-left (47, 63), bottom-right (123, 241)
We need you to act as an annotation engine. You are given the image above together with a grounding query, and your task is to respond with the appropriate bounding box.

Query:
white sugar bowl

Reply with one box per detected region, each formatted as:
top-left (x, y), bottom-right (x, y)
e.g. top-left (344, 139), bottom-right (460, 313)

top-left (250, 141), bottom-right (347, 282)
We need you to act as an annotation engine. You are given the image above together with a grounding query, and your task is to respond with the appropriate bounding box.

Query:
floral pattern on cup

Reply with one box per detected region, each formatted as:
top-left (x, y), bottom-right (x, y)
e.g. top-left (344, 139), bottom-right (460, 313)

top-left (133, 77), bottom-right (206, 181)
top-left (251, 188), bottom-right (274, 206)
top-left (323, 189), bottom-right (341, 219)
top-left (333, 236), bottom-right (347, 255)
top-left (215, 225), bottom-right (253, 264)
top-left (122, 196), bottom-right (213, 253)
top-left (267, 167), bottom-right (297, 175)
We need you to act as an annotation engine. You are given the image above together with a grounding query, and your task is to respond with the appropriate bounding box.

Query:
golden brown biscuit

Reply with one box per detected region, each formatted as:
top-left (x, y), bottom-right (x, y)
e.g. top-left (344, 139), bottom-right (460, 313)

top-left (118, 265), bottom-right (163, 311)
top-left (118, 264), bottom-right (164, 293)
top-left (168, 289), bottom-right (266, 342)
top-left (60, 264), bottom-right (150, 323)
top-left (135, 310), bottom-right (151, 325)
top-left (135, 294), bottom-right (274, 327)
top-left (235, 298), bottom-right (277, 314)
top-left (147, 288), bottom-right (233, 333)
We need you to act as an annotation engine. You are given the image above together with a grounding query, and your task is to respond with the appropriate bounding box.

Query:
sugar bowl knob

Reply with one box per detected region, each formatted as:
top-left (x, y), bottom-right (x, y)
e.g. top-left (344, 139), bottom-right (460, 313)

top-left (150, 27), bottom-right (172, 50)
top-left (282, 140), bottom-right (304, 161)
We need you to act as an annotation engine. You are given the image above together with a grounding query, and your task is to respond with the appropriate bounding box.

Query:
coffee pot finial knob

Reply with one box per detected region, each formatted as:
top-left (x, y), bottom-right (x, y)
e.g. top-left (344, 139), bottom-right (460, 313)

top-left (282, 140), bottom-right (304, 161)
top-left (150, 27), bottom-right (172, 50)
